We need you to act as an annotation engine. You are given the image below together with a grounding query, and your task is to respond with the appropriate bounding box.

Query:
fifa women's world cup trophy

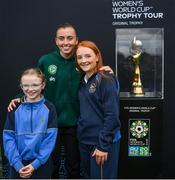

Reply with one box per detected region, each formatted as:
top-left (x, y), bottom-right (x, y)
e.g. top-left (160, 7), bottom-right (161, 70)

top-left (130, 36), bottom-right (144, 97)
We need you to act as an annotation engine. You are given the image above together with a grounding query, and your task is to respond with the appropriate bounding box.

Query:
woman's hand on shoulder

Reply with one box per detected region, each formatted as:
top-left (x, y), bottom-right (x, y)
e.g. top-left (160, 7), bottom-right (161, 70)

top-left (99, 66), bottom-right (114, 74)
top-left (7, 98), bottom-right (21, 112)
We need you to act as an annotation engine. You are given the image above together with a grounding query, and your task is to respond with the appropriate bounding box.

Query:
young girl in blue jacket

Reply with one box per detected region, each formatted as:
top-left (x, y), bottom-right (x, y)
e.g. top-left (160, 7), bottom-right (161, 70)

top-left (3, 68), bottom-right (58, 179)
top-left (76, 41), bottom-right (121, 179)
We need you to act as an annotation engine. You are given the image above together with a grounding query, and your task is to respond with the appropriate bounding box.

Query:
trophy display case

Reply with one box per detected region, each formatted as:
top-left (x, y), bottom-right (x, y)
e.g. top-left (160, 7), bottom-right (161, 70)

top-left (115, 28), bottom-right (164, 99)
top-left (116, 28), bottom-right (163, 178)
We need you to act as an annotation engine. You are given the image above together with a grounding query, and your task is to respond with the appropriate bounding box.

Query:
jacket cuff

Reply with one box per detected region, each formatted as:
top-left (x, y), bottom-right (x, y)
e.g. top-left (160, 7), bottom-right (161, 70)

top-left (113, 130), bottom-right (121, 142)
top-left (96, 146), bottom-right (108, 152)
top-left (31, 159), bottom-right (41, 170)
top-left (14, 160), bottom-right (24, 172)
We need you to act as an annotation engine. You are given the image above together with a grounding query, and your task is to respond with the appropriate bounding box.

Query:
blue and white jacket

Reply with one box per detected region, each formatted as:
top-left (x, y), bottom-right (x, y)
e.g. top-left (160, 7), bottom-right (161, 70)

top-left (78, 72), bottom-right (121, 152)
top-left (3, 96), bottom-right (58, 172)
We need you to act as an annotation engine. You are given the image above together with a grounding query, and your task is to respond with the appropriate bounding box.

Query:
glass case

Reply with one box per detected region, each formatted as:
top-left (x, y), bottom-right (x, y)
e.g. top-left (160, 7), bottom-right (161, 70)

top-left (115, 28), bottom-right (164, 99)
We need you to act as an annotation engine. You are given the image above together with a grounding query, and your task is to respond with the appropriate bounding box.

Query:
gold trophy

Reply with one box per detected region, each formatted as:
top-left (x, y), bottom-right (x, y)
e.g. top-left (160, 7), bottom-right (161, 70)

top-left (130, 36), bottom-right (144, 97)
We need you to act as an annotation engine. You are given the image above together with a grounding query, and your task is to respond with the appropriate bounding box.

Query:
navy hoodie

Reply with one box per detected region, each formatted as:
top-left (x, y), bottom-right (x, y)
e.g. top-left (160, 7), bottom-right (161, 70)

top-left (77, 72), bottom-right (121, 152)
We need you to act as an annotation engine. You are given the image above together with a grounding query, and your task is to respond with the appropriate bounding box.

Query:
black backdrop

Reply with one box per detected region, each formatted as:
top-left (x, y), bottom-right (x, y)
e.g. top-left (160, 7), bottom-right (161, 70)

top-left (0, 0), bottom-right (175, 178)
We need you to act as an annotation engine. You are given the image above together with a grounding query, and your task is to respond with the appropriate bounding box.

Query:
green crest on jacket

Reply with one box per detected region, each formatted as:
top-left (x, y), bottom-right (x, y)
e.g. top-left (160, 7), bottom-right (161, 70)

top-left (48, 65), bottom-right (57, 75)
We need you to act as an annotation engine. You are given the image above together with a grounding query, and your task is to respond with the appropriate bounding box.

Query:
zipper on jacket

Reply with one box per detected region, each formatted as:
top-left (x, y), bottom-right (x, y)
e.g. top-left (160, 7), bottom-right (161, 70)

top-left (31, 104), bottom-right (33, 133)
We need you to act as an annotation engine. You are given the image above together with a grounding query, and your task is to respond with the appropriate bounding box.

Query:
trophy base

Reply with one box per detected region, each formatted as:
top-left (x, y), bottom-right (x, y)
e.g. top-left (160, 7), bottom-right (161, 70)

top-left (130, 86), bottom-right (145, 97)
top-left (130, 92), bottom-right (145, 97)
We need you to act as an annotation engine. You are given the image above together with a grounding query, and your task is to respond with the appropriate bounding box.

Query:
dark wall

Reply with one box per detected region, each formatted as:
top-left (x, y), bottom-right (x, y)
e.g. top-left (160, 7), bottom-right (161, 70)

top-left (0, 0), bottom-right (175, 178)
top-left (162, 0), bottom-right (175, 178)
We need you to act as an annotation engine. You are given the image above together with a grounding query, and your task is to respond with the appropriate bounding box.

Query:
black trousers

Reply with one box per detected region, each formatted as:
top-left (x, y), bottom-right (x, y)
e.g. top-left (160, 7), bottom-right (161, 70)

top-left (51, 126), bottom-right (80, 179)
top-left (9, 157), bottom-right (53, 179)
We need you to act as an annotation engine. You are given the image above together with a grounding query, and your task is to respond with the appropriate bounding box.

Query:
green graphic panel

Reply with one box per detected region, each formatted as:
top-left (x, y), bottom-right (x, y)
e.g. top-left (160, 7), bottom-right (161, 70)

top-left (128, 119), bottom-right (151, 157)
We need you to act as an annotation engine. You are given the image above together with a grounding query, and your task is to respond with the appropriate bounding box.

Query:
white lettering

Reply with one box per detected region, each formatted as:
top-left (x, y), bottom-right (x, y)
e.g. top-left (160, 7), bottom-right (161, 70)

top-left (112, 13), bottom-right (142, 19)
top-left (144, 12), bottom-right (163, 18)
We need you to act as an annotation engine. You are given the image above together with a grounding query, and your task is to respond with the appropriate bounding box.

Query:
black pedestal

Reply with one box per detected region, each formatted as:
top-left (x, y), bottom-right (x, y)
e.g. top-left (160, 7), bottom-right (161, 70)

top-left (118, 99), bottom-right (162, 179)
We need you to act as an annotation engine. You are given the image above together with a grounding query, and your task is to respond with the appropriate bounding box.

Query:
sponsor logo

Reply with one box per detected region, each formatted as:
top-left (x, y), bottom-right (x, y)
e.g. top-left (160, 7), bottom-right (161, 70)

top-left (128, 146), bottom-right (139, 156)
top-left (49, 76), bottom-right (56, 82)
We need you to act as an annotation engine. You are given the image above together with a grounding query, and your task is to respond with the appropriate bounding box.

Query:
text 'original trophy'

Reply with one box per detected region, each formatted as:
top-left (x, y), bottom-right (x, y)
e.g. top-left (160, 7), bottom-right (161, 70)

top-left (130, 36), bottom-right (144, 97)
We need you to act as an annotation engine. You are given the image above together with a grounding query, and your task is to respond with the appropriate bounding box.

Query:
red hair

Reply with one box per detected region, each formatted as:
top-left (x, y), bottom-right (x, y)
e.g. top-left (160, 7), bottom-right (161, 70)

top-left (76, 41), bottom-right (105, 76)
